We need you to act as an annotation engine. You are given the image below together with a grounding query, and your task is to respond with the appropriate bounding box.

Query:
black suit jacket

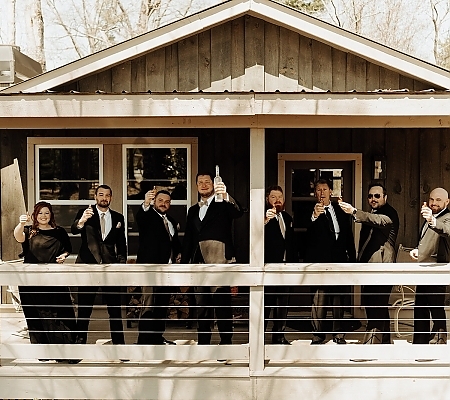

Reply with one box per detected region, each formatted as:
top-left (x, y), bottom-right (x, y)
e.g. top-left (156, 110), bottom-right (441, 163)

top-left (304, 202), bottom-right (356, 263)
top-left (135, 206), bottom-right (181, 264)
top-left (71, 206), bottom-right (127, 264)
top-left (181, 196), bottom-right (244, 263)
top-left (355, 202), bottom-right (399, 263)
top-left (264, 211), bottom-right (297, 263)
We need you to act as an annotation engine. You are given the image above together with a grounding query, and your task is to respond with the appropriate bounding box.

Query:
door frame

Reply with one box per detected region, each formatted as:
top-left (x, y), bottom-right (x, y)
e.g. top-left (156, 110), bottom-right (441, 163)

top-left (277, 152), bottom-right (363, 246)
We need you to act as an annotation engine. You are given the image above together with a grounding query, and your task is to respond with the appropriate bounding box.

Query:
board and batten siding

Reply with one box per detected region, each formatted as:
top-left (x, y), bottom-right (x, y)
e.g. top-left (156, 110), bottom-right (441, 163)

top-left (68, 16), bottom-right (436, 94)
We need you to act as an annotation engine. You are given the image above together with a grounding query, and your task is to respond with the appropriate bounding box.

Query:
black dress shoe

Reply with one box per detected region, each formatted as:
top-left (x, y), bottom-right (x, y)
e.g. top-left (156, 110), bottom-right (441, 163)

top-left (311, 336), bottom-right (325, 345)
top-left (332, 336), bottom-right (347, 344)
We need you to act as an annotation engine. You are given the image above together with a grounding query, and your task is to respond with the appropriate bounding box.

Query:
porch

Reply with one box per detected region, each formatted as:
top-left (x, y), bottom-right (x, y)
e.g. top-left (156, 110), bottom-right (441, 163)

top-left (1, 262), bottom-right (449, 400)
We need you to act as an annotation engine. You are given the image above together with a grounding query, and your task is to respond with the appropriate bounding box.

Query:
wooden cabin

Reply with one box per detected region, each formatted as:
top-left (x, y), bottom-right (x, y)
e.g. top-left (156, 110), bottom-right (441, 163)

top-left (1, 0), bottom-right (450, 399)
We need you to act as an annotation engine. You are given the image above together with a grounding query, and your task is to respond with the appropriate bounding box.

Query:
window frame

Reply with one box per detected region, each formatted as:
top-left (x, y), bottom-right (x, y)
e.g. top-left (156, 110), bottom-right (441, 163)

top-left (34, 144), bottom-right (104, 206)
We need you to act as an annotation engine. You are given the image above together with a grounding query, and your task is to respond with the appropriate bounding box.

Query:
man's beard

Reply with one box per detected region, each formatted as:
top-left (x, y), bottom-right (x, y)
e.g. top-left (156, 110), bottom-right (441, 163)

top-left (273, 203), bottom-right (284, 213)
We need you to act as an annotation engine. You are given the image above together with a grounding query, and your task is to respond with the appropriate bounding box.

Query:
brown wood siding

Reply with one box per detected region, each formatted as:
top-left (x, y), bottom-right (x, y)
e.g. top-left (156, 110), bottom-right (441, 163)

top-left (3, 123), bottom-right (450, 259)
top-left (55, 16), bottom-right (440, 94)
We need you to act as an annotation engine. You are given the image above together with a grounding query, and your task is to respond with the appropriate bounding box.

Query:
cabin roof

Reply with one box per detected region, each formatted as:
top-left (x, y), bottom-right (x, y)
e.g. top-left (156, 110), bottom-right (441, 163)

top-left (2, 0), bottom-right (450, 94)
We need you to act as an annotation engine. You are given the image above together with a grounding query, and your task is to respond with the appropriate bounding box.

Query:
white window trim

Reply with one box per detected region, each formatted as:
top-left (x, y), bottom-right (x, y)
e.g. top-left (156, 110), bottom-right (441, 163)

top-left (34, 144), bottom-right (103, 206)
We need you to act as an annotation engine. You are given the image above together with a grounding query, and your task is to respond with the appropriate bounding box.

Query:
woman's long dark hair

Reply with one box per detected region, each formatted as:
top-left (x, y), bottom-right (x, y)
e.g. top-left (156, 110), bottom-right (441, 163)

top-left (29, 201), bottom-right (56, 237)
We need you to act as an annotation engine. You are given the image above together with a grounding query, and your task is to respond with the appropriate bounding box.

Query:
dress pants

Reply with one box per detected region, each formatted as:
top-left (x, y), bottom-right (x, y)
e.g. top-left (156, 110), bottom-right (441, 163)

top-left (137, 286), bottom-right (172, 344)
top-left (195, 286), bottom-right (233, 344)
top-left (362, 285), bottom-right (392, 343)
top-left (264, 286), bottom-right (289, 341)
top-left (413, 285), bottom-right (447, 344)
top-left (311, 286), bottom-right (344, 339)
top-left (76, 286), bottom-right (125, 344)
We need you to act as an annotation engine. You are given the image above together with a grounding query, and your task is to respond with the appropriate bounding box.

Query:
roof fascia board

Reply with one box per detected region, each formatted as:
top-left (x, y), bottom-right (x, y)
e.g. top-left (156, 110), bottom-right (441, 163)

top-left (249, 0), bottom-right (450, 89)
top-left (2, 93), bottom-right (450, 119)
top-left (1, 0), bottom-right (250, 94)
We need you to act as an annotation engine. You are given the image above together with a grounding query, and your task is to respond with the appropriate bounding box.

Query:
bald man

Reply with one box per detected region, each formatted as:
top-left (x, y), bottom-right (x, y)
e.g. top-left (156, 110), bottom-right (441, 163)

top-left (410, 187), bottom-right (450, 344)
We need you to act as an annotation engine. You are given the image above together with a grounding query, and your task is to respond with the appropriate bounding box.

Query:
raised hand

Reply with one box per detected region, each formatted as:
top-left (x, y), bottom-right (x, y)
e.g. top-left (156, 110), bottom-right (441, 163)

top-left (313, 201), bottom-right (325, 218)
top-left (79, 204), bottom-right (94, 225)
top-left (421, 201), bottom-right (433, 224)
top-left (144, 187), bottom-right (157, 207)
top-left (19, 212), bottom-right (31, 226)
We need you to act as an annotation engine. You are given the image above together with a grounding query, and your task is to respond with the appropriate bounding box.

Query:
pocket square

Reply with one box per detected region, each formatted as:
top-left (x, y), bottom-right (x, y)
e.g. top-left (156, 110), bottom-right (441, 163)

top-left (116, 222), bottom-right (122, 228)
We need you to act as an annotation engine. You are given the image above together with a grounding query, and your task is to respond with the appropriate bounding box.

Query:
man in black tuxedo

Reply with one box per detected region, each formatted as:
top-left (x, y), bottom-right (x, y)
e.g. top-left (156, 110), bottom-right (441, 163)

top-left (264, 185), bottom-right (297, 344)
top-left (181, 171), bottom-right (244, 345)
top-left (71, 184), bottom-right (127, 345)
top-left (135, 189), bottom-right (181, 344)
top-left (410, 187), bottom-right (450, 345)
top-left (304, 179), bottom-right (356, 345)
top-left (339, 183), bottom-right (399, 344)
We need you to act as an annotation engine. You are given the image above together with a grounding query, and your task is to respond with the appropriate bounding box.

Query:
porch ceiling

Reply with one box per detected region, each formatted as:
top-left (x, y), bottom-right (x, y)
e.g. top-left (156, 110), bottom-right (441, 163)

top-left (1, 92), bottom-right (450, 129)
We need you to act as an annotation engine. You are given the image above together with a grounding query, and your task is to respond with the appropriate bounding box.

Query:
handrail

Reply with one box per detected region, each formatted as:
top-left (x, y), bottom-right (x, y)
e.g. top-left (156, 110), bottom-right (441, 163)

top-left (1, 261), bottom-right (449, 369)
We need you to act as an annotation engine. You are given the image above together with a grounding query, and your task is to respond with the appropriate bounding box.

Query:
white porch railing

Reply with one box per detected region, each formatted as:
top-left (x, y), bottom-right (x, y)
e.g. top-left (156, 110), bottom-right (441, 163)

top-left (1, 261), bottom-right (450, 400)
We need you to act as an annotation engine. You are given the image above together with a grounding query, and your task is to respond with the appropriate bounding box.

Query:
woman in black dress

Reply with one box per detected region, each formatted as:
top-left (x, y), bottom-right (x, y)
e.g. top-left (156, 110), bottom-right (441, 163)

top-left (13, 201), bottom-right (76, 347)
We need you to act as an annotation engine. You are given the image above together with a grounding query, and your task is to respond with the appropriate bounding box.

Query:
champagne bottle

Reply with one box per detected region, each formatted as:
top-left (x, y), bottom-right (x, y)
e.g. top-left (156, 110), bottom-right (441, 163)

top-left (214, 165), bottom-right (223, 202)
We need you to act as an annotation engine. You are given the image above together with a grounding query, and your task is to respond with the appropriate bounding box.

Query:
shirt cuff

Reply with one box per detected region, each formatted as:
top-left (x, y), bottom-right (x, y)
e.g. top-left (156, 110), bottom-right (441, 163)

top-left (311, 213), bottom-right (318, 222)
top-left (429, 216), bottom-right (437, 228)
top-left (142, 203), bottom-right (151, 211)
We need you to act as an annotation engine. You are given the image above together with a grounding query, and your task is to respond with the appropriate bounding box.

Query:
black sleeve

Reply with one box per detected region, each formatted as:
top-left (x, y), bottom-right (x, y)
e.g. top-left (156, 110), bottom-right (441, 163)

top-left (71, 209), bottom-right (84, 234)
top-left (57, 227), bottom-right (72, 254)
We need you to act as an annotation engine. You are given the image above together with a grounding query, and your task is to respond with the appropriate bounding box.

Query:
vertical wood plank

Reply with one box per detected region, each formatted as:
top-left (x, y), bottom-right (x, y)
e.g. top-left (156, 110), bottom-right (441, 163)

top-left (404, 128), bottom-right (420, 247)
top-left (385, 129), bottom-right (406, 246)
top-left (96, 69), bottom-right (112, 92)
top-left (1, 159), bottom-right (26, 262)
top-left (103, 144), bottom-right (123, 214)
top-left (231, 17), bottom-right (245, 91)
top-left (211, 22), bottom-right (232, 91)
top-left (278, 27), bottom-right (299, 91)
top-left (244, 15), bottom-right (265, 91)
top-left (399, 75), bottom-right (414, 91)
top-left (131, 56), bottom-right (147, 92)
top-left (366, 63), bottom-right (380, 91)
top-left (165, 44), bottom-right (179, 92)
top-left (379, 68), bottom-right (399, 90)
top-left (78, 74), bottom-right (98, 92)
top-left (178, 35), bottom-right (199, 92)
top-left (264, 22), bottom-right (280, 92)
top-left (440, 128), bottom-right (450, 192)
top-left (312, 39), bottom-right (332, 91)
top-left (354, 56), bottom-right (367, 92)
top-left (332, 48), bottom-right (346, 92)
top-left (419, 128), bottom-right (440, 199)
top-left (112, 61), bottom-right (131, 92)
top-left (146, 48), bottom-right (165, 92)
top-left (414, 79), bottom-right (433, 91)
top-left (344, 52), bottom-right (355, 91)
top-left (198, 30), bottom-right (212, 91)
top-left (298, 35), bottom-right (313, 90)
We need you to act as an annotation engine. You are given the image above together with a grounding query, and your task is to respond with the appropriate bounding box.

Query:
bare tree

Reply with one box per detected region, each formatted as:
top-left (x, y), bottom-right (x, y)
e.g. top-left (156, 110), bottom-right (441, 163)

top-left (428, 0), bottom-right (450, 66)
top-left (29, 0), bottom-right (46, 71)
top-left (5, 0), bottom-right (17, 45)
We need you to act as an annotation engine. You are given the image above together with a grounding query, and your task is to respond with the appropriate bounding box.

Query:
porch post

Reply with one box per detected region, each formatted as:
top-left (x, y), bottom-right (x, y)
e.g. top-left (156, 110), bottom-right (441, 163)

top-left (249, 128), bottom-right (265, 374)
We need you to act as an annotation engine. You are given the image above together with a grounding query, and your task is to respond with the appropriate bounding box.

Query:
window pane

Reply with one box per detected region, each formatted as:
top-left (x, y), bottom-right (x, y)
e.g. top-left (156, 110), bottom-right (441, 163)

top-left (39, 148), bottom-right (100, 200)
top-left (126, 148), bottom-right (187, 201)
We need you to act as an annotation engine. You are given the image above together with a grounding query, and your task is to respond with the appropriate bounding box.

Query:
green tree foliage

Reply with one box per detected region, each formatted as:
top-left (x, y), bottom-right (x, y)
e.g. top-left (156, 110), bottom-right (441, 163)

top-left (281, 0), bottom-right (326, 14)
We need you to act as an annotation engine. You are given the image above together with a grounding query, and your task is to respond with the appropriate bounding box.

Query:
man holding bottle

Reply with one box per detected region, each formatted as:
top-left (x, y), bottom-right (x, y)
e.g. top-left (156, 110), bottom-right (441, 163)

top-left (181, 170), bottom-right (244, 345)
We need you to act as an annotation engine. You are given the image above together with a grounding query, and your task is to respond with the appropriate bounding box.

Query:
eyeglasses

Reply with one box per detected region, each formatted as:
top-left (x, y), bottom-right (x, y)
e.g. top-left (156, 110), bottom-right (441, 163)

top-left (367, 193), bottom-right (382, 199)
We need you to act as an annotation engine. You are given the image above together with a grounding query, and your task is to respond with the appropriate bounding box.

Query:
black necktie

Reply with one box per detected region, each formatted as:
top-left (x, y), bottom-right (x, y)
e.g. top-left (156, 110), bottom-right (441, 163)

top-left (325, 207), bottom-right (335, 233)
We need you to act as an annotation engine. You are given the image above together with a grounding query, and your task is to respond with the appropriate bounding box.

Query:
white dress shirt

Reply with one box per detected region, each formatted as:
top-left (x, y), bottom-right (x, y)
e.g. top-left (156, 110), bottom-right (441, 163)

top-left (96, 206), bottom-right (112, 240)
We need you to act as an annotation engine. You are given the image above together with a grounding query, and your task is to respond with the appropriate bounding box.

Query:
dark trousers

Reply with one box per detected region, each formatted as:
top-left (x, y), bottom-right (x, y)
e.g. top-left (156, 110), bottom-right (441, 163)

top-left (362, 285), bottom-right (392, 343)
top-left (413, 285), bottom-right (447, 344)
top-left (137, 286), bottom-right (171, 344)
top-left (264, 286), bottom-right (289, 340)
top-left (195, 286), bottom-right (233, 345)
top-left (311, 286), bottom-right (345, 338)
top-left (76, 286), bottom-right (125, 344)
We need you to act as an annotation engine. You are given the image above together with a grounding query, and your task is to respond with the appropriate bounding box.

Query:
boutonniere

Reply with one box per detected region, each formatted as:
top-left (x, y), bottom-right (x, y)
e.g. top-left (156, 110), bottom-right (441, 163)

top-left (116, 222), bottom-right (122, 228)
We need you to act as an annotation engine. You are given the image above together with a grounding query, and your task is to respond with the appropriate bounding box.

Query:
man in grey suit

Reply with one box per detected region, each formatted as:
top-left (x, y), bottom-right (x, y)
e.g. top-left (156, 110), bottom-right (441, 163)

top-left (339, 183), bottom-right (399, 344)
top-left (410, 187), bottom-right (450, 345)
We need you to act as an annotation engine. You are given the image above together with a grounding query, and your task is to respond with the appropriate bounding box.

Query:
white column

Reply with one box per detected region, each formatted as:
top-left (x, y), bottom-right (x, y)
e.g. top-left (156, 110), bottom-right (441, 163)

top-left (249, 128), bottom-right (265, 374)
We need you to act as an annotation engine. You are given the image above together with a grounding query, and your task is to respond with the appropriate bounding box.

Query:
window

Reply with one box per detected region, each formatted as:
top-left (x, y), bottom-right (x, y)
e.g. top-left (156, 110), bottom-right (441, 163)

top-left (123, 145), bottom-right (191, 255)
top-left (35, 145), bottom-right (103, 232)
